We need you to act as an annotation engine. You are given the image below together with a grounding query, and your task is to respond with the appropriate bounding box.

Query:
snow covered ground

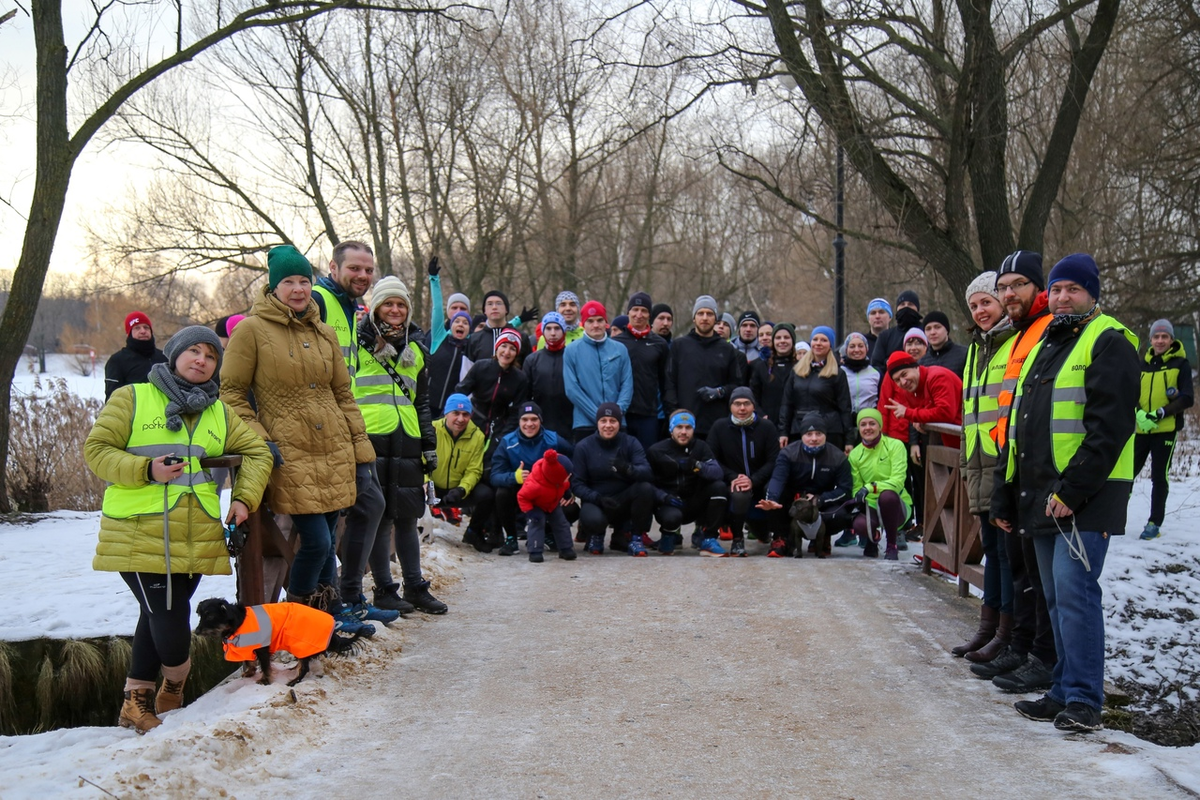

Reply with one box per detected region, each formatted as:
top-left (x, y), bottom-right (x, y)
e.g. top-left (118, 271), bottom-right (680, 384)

top-left (11, 353), bottom-right (108, 404)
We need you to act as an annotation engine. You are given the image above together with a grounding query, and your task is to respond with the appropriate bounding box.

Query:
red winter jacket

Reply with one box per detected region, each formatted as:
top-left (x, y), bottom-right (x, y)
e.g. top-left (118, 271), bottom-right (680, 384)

top-left (877, 374), bottom-right (917, 444)
top-left (518, 449), bottom-right (571, 513)
top-left (903, 365), bottom-right (963, 447)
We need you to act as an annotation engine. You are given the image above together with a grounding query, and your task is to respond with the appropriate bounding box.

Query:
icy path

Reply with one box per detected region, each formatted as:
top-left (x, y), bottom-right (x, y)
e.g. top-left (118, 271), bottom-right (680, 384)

top-left (2, 541), bottom-right (1195, 798)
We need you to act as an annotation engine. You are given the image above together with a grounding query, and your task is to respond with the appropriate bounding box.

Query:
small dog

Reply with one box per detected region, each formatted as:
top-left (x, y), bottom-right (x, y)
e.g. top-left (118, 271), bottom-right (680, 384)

top-left (789, 494), bottom-right (831, 559)
top-left (195, 598), bottom-right (365, 687)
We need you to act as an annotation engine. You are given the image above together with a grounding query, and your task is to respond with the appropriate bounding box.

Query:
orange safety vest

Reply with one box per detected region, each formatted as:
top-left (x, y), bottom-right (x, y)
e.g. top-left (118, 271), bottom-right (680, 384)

top-left (221, 603), bottom-right (335, 661)
top-left (994, 312), bottom-right (1053, 449)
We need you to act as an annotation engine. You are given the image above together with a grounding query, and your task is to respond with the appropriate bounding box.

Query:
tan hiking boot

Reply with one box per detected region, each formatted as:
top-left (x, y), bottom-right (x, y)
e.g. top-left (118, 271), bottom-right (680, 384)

top-left (156, 660), bottom-right (190, 714)
top-left (119, 687), bottom-right (162, 734)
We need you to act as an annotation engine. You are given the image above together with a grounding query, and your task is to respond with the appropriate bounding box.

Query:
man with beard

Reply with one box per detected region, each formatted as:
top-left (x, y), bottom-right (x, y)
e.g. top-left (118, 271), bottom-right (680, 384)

top-left (313, 240), bottom-right (377, 383)
top-left (707, 387), bottom-right (781, 556)
top-left (647, 410), bottom-right (727, 555)
top-left (104, 311), bottom-right (168, 400)
top-left (870, 290), bottom-right (924, 373)
top-left (664, 295), bottom-right (745, 437)
top-left (651, 303), bottom-right (674, 343)
top-left (614, 292), bottom-right (670, 452)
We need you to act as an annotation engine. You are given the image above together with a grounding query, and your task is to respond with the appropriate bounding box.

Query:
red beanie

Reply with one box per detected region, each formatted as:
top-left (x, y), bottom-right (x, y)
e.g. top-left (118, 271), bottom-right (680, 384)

top-left (580, 300), bottom-right (607, 323)
top-left (887, 350), bottom-right (918, 375)
top-left (125, 311), bottom-right (152, 336)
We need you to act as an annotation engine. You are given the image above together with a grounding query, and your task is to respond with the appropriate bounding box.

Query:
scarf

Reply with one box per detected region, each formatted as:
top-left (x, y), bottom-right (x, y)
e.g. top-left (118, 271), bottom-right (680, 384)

top-left (374, 319), bottom-right (418, 367)
top-left (861, 434), bottom-right (881, 449)
top-left (1050, 303), bottom-right (1100, 331)
top-left (802, 442), bottom-right (824, 455)
top-left (543, 336), bottom-right (566, 352)
top-left (147, 362), bottom-right (219, 432)
top-left (731, 412), bottom-right (757, 427)
top-left (842, 356), bottom-right (871, 371)
top-left (126, 335), bottom-right (156, 358)
top-left (626, 326), bottom-right (651, 340)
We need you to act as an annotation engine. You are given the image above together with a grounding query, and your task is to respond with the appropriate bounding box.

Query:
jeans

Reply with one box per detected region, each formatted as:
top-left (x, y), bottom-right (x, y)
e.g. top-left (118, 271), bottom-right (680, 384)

top-left (1033, 530), bottom-right (1110, 710)
top-left (980, 515), bottom-right (1013, 614)
top-left (289, 511), bottom-right (341, 597)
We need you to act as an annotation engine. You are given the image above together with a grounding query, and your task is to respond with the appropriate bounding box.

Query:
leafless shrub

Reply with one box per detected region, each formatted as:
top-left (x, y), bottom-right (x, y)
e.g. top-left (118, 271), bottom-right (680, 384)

top-left (7, 377), bottom-right (105, 512)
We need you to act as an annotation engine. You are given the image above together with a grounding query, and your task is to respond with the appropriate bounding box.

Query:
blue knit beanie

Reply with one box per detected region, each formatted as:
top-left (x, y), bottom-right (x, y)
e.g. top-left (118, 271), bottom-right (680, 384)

top-left (1047, 253), bottom-right (1101, 300)
top-left (812, 325), bottom-right (836, 343)
top-left (444, 393), bottom-right (473, 415)
top-left (866, 298), bottom-right (892, 318)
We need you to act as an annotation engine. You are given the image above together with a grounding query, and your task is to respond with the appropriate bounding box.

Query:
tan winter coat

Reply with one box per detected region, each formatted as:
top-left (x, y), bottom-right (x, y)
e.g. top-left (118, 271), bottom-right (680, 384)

top-left (220, 286), bottom-right (374, 515)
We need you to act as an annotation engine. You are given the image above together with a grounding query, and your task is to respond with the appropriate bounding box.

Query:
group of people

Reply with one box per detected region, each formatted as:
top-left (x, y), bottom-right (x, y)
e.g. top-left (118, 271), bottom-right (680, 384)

top-left (90, 238), bottom-right (1191, 737)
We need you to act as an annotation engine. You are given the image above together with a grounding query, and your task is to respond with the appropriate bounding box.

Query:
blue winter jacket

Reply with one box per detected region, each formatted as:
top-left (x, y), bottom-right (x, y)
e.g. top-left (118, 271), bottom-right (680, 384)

top-left (562, 334), bottom-right (634, 429)
top-left (490, 428), bottom-right (574, 487)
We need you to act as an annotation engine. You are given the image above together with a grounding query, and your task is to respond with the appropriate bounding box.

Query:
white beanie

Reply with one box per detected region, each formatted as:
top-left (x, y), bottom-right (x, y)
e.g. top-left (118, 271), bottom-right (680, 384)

top-left (965, 270), bottom-right (1000, 303)
top-left (371, 275), bottom-right (411, 312)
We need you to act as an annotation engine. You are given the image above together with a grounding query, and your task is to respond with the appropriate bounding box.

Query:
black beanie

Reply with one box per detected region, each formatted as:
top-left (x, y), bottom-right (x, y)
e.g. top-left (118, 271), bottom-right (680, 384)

top-left (997, 250), bottom-right (1045, 291)
top-left (482, 290), bottom-right (510, 313)
top-left (596, 402), bottom-right (623, 424)
top-left (923, 311), bottom-right (950, 330)
top-left (896, 289), bottom-right (920, 310)
top-left (799, 412), bottom-right (826, 434)
top-left (627, 292), bottom-right (652, 312)
top-left (651, 303), bottom-right (673, 320)
top-left (518, 401), bottom-right (543, 420)
top-left (738, 310), bottom-right (760, 326)
top-left (214, 315), bottom-right (233, 338)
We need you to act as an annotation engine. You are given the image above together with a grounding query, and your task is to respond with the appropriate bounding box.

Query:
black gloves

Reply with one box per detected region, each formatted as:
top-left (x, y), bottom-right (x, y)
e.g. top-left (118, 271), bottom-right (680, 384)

top-left (267, 442), bottom-right (285, 469)
top-left (612, 455), bottom-right (633, 478)
top-left (665, 494), bottom-right (684, 508)
top-left (601, 496), bottom-right (622, 512)
top-left (357, 318), bottom-right (378, 352)
top-left (854, 486), bottom-right (869, 504)
top-left (427, 256), bottom-right (440, 276)
top-left (518, 305), bottom-right (539, 324)
top-left (697, 386), bottom-right (724, 402)
top-left (441, 486), bottom-right (465, 505)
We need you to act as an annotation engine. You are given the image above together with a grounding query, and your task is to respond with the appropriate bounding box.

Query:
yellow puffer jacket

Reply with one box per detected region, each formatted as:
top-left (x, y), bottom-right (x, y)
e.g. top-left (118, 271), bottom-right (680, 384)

top-left (219, 286), bottom-right (374, 515)
top-left (85, 385), bottom-right (273, 574)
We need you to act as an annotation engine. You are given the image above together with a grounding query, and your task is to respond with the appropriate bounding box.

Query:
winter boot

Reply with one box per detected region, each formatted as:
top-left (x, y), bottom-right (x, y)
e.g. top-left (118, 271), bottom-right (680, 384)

top-left (404, 579), bottom-right (448, 614)
top-left (119, 681), bottom-right (161, 734)
top-left (969, 646), bottom-right (1025, 680)
top-left (155, 660), bottom-right (190, 715)
top-left (373, 583), bottom-right (416, 615)
top-left (952, 606), bottom-right (999, 657)
top-left (463, 527), bottom-right (493, 553)
top-left (965, 612), bottom-right (1012, 663)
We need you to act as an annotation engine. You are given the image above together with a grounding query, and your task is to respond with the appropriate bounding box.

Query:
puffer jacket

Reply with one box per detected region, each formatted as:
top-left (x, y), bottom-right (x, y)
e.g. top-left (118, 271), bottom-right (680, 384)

top-left (749, 354), bottom-right (795, 424)
top-left (960, 319), bottom-right (1016, 514)
top-left (517, 450), bottom-right (573, 513)
top-left (491, 427), bottom-right (573, 488)
top-left (220, 286), bottom-right (374, 515)
top-left (778, 364), bottom-right (854, 441)
top-left (432, 417), bottom-right (487, 495)
top-left (86, 385), bottom-right (272, 574)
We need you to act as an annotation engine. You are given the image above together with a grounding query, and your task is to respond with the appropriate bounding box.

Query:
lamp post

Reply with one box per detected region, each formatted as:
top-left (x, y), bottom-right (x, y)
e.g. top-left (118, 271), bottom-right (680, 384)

top-left (834, 143), bottom-right (845, 343)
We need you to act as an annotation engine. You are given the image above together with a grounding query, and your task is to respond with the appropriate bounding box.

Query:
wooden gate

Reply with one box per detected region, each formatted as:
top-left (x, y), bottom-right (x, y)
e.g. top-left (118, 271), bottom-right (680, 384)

top-left (919, 423), bottom-right (982, 596)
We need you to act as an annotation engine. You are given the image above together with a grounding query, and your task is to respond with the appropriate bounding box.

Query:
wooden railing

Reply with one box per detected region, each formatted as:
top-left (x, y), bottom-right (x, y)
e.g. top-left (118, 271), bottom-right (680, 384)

top-left (919, 423), bottom-right (982, 596)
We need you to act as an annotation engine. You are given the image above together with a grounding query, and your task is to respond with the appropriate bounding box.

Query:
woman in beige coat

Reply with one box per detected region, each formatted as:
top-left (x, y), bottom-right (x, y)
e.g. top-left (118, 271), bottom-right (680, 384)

top-left (219, 245), bottom-right (375, 631)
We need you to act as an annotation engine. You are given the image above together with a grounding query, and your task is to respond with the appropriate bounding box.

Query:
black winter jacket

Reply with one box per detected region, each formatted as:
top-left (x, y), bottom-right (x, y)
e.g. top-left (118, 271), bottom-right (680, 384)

top-left (646, 437), bottom-right (723, 498)
top-left (367, 331), bottom-right (436, 520)
top-left (869, 307), bottom-right (924, 372)
top-left (571, 432), bottom-right (653, 504)
top-left (455, 358), bottom-right (530, 441)
top-left (522, 347), bottom-right (574, 441)
top-left (991, 315), bottom-right (1140, 535)
top-left (749, 354), bottom-right (795, 424)
top-left (614, 330), bottom-right (670, 418)
top-left (104, 337), bottom-right (168, 400)
top-left (428, 333), bottom-right (471, 419)
top-left (665, 331), bottom-right (745, 435)
top-left (765, 441), bottom-right (853, 506)
top-left (778, 366), bottom-right (854, 440)
top-left (707, 416), bottom-right (780, 492)
top-left (921, 339), bottom-right (970, 378)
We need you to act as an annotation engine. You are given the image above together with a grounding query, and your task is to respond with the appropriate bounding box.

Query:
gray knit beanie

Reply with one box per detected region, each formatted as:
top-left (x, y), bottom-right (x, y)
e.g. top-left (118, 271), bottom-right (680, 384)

top-left (692, 294), bottom-right (718, 317)
top-left (164, 325), bottom-right (224, 374)
top-left (965, 270), bottom-right (1000, 303)
top-left (1149, 319), bottom-right (1175, 340)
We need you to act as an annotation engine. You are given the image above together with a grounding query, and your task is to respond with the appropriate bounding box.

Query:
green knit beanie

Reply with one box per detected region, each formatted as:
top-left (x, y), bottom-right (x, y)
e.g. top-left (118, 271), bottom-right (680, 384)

top-left (267, 245), bottom-right (313, 291)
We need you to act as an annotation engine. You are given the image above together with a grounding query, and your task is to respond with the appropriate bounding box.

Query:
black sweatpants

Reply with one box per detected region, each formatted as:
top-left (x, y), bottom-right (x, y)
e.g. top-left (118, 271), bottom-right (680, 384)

top-left (579, 482), bottom-right (656, 546)
top-left (121, 572), bottom-right (203, 682)
top-left (1004, 531), bottom-right (1056, 666)
top-left (655, 480), bottom-right (726, 535)
top-left (1133, 431), bottom-right (1176, 526)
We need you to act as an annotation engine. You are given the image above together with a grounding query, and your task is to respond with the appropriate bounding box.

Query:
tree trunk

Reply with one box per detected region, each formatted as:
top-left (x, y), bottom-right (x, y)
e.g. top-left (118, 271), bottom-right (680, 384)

top-left (0, 1), bottom-right (73, 512)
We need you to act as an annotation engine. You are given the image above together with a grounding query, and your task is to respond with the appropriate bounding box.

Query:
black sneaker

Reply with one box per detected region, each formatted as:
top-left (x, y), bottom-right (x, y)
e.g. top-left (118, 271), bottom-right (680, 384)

top-left (558, 548), bottom-right (577, 561)
top-left (498, 536), bottom-right (520, 556)
top-left (403, 580), bottom-right (448, 614)
top-left (1054, 702), bottom-right (1102, 732)
top-left (1014, 695), bottom-right (1065, 723)
top-left (730, 538), bottom-right (747, 557)
top-left (970, 647), bottom-right (1025, 679)
top-left (993, 654), bottom-right (1053, 693)
top-left (529, 551), bottom-right (544, 563)
top-left (462, 527), bottom-right (493, 553)
top-left (372, 584), bottom-right (415, 616)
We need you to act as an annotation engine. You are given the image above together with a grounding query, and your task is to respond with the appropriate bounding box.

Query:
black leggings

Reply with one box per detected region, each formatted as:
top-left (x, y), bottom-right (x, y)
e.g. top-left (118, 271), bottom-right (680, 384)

top-left (121, 572), bottom-right (202, 682)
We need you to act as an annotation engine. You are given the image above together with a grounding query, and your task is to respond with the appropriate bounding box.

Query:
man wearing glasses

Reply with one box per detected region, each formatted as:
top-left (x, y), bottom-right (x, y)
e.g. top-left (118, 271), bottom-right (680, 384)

top-left (966, 251), bottom-right (1059, 696)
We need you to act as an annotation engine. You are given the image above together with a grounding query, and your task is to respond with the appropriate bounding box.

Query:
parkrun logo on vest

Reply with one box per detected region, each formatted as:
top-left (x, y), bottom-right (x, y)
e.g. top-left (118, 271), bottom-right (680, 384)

top-left (207, 428), bottom-right (223, 445)
top-left (141, 417), bottom-right (167, 431)
top-left (1071, 364), bottom-right (1088, 371)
